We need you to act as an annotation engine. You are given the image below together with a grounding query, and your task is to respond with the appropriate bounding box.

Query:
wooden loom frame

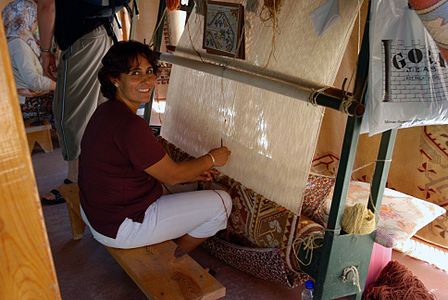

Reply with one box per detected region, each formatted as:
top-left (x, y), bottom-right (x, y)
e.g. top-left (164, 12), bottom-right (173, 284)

top-left (299, 2), bottom-right (398, 297)
top-left (156, 1), bottom-right (398, 299)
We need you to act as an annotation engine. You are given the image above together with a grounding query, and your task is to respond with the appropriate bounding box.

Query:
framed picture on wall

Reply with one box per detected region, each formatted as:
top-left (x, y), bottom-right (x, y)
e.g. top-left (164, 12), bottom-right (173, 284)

top-left (203, 1), bottom-right (245, 59)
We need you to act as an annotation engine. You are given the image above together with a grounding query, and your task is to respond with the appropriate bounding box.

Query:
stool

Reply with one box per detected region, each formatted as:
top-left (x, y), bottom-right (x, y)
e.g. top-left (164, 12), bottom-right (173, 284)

top-left (25, 120), bottom-right (53, 153)
top-left (58, 183), bottom-right (226, 299)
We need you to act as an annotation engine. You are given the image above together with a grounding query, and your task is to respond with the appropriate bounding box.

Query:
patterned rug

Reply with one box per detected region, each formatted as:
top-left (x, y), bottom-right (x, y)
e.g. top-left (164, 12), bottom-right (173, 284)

top-left (20, 92), bottom-right (54, 121)
top-left (159, 138), bottom-right (327, 287)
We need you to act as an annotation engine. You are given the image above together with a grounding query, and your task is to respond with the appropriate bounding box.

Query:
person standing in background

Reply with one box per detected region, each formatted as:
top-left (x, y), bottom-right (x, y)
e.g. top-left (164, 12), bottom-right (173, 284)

top-left (2, 0), bottom-right (55, 105)
top-left (37, 0), bottom-right (113, 204)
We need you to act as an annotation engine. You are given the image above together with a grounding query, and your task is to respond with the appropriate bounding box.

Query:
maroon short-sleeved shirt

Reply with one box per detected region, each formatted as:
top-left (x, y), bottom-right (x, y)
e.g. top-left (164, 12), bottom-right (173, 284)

top-left (79, 100), bottom-right (166, 238)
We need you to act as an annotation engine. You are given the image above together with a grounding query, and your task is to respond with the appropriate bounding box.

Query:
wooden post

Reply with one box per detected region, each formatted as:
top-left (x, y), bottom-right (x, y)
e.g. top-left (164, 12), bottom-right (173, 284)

top-left (0, 17), bottom-right (61, 300)
top-left (119, 9), bottom-right (129, 41)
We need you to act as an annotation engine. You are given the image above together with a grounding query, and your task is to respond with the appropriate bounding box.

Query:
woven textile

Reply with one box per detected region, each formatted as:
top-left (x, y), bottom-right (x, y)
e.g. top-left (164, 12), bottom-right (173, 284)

top-left (202, 237), bottom-right (310, 287)
top-left (161, 0), bottom-right (362, 214)
top-left (20, 92), bottom-right (54, 121)
top-left (301, 173), bottom-right (335, 224)
top-left (159, 138), bottom-right (325, 286)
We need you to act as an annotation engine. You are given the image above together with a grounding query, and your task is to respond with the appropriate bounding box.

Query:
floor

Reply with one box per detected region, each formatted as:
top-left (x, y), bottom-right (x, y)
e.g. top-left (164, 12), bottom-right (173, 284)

top-left (32, 146), bottom-right (448, 299)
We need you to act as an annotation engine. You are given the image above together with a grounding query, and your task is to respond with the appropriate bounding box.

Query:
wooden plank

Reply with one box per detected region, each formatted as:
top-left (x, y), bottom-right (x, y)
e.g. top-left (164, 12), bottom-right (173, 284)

top-left (107, 242), bottom-right (226, 300)
top-left (24, 120), bottom-right (52, 133)
top-left (59, 183), bottom-right (85, 240)
top-left (0, 16), bottom-right (60, 300)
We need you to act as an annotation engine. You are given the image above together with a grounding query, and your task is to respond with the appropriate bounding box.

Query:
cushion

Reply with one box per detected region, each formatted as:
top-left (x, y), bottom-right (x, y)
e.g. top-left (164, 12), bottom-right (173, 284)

top-left (320, 181), bottom-right (446, 248)
top-left (203, 236), bottom-right (311, 288)
top-left (301, 173), bottom-right (335, 222)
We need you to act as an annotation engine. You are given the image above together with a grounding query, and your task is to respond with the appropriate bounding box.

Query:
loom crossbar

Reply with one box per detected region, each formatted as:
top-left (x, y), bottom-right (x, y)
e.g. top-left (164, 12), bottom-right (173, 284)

top-left (159, 53), bottom-right (365, 117)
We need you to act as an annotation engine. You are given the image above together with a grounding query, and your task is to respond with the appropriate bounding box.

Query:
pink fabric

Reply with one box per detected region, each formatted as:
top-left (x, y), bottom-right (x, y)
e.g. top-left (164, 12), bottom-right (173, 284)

top-left (366, 242), bottom-right (393, 289)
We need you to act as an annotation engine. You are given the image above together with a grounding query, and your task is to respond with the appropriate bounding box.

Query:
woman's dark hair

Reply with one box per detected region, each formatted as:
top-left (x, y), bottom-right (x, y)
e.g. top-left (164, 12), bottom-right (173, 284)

top-left (98, 40), bottom-right (159, 100)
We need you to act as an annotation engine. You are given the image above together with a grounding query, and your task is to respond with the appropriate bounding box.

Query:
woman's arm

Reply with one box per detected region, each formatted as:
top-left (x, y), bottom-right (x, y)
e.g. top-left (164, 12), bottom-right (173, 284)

top-left (145, 147), bottom-right (231, 185)
top-left (37, 0), bottom-right (57, 80)
top-left (10, 40), bottom-right (56, 92)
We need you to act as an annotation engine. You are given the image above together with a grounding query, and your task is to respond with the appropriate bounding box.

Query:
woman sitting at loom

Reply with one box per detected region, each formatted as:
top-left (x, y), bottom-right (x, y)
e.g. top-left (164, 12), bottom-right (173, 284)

top-left (78, 40), bottom-right (232, 252)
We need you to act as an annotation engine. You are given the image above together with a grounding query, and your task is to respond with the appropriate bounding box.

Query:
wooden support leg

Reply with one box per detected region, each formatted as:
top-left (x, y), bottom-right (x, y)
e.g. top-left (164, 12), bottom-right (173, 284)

top-left (25, 121), bottom-right (53, 153)
top-left (59, 183), bottom-right (85, 240)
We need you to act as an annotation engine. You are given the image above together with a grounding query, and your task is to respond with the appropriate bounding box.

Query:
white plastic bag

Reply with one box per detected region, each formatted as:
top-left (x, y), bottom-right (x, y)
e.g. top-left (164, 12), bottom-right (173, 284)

top-left (365, 0), bottom-right (448, 135)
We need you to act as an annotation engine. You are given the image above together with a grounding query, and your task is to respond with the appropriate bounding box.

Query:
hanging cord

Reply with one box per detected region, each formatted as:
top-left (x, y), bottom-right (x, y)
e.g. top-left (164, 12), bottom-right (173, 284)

top-left (307, 85), bottom-right (357, 116)
top-left (339, 77), bottom-right (354, 116)
top-left (308, 86), bottom-right (330, 106)
top-left (341, 266), bottom-right (362, 292)
top-left (339, 97), bottom-right (355, 116)
top-left (186, 13), bottom-right (206, 63)
top-left (259, 0), bottom-right (282, 68)
top-left (212, 189), bottom-right (229, 220)
top-left (290, 232), bottom-right (324, 269)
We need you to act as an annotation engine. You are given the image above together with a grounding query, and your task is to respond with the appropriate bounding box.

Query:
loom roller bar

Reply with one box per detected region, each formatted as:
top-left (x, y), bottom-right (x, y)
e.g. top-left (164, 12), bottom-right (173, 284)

top-left (159, 53), bottom-right (365, 117)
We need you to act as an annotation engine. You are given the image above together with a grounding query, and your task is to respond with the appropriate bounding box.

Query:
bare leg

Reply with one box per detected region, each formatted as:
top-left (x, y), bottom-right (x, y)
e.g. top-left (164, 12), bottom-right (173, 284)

top-left (174, 234), bottom-right (207, 254)
top-left (67, 159), bottom-right (79, 183)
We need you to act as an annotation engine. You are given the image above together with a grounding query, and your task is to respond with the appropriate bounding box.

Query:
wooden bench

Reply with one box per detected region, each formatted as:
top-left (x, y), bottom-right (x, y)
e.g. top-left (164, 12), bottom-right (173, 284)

top-left (25, 120), bottom-right (53, 153)
top-left (58, 183), bottom-right (225, 300)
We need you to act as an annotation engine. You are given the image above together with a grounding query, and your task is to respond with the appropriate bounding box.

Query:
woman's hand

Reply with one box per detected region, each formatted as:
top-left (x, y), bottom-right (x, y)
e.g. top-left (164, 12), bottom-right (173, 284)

top-left (41, 52), bottom-right (57, 81)
top-left (208, 146), bottom-right (231, 167)
top-left (195, 169), bottom-right (220, 182)
top-left (146, 146), bottom-right (231, 185)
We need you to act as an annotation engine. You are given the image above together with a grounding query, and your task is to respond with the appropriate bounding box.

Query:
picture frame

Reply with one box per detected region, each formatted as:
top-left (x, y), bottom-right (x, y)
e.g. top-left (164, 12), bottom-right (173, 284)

top-left (203, 1), bottom-right (245, 59)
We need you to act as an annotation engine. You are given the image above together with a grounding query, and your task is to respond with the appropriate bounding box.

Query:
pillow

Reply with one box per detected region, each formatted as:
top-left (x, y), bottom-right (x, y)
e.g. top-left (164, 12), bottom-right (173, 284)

top-left (320, 181), bottom-right (446, 248)
top-left (301, 173), bottom-right (335, 224)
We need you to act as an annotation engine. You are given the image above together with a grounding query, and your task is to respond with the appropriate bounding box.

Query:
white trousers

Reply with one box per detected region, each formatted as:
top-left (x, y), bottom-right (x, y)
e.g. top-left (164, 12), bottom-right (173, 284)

top-left (81, 190), bottom-right (232, 249)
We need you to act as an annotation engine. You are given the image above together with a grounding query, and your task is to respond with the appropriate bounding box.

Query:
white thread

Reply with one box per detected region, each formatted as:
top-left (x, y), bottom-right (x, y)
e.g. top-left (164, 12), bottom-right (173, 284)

top-left (339, 97), bottom-right (354, 116)
top-left (341, 266), bottom-right (362, 293)
top-left (291, 232), bottom-right (324, 267)
top-left (308, 87), bottom-right (330, 106)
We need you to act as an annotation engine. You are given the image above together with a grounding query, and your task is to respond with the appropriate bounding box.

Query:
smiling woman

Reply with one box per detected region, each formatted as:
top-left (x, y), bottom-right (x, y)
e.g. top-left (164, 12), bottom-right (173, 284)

top-left (78, 40), bottom-right (233, 252)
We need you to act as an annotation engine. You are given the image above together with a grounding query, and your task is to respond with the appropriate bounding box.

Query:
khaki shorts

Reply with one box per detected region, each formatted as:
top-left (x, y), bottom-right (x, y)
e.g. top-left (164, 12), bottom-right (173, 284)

top-left (54, 26), bottom-right (112, 161)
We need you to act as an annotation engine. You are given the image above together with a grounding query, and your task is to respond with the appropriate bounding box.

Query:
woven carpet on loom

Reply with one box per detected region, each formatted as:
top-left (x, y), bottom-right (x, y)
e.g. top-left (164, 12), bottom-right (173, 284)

top-left (161, 0), bottom-right (362, 214)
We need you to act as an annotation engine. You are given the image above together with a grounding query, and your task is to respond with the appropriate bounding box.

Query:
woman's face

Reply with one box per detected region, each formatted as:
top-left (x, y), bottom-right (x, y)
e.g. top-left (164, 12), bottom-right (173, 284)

top-left (114, 55), bottom-right (156, 111)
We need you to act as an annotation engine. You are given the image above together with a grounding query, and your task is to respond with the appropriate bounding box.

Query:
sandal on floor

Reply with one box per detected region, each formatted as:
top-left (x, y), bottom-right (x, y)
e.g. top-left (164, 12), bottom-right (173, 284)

top-left (63, 178), bottom-right (74, 184)
top-left (41, 189), bottom-right (66, 205)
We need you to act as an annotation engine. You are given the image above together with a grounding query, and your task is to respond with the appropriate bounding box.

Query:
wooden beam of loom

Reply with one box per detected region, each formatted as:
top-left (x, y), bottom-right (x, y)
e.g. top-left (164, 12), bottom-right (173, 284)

top-left (0, 16), bottom-right (61, 299)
